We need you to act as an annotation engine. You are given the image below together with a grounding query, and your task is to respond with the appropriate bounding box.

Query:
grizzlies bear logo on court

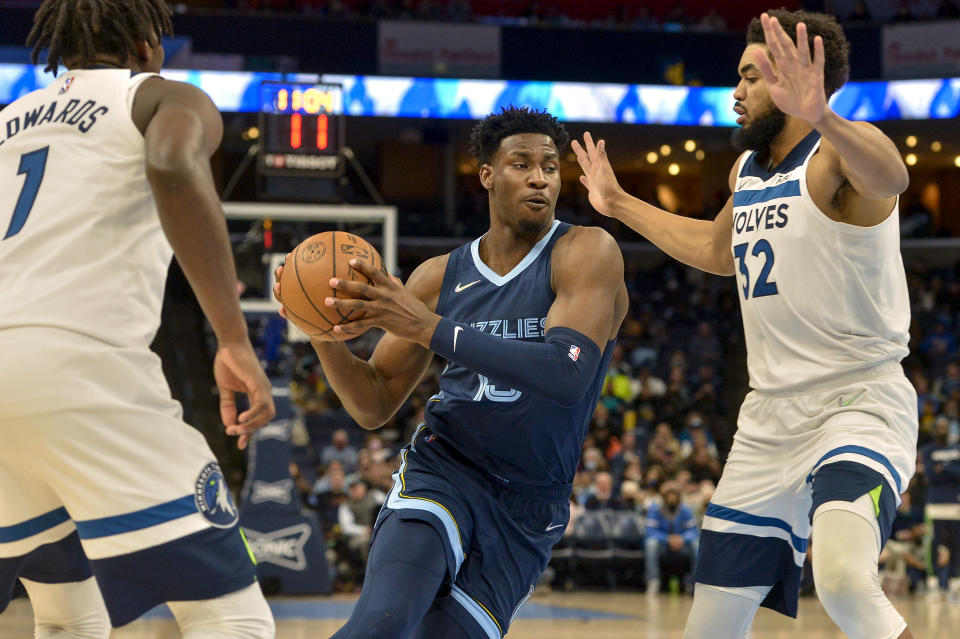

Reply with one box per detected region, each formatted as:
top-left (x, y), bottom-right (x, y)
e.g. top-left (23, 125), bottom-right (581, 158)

top-left (195, 462), bottom-right (239, 528)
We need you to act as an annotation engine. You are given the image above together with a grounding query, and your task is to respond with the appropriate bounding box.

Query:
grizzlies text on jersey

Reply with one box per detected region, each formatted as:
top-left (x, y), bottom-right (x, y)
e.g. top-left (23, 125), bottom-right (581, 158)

top-left (426, 219), bottom-right (615, 487)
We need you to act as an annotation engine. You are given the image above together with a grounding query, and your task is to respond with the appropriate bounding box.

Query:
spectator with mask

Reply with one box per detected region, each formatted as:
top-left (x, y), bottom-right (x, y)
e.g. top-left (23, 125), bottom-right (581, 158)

top-left (921, 417), bottom-right (960, 599)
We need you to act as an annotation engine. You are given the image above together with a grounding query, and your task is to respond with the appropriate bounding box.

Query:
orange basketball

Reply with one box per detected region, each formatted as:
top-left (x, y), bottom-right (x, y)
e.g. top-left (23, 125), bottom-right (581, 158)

top-left (279, 231), bottom-right (386, 341)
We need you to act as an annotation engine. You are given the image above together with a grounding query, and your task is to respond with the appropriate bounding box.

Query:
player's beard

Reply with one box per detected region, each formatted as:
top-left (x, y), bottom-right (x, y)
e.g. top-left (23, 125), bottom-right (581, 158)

top-left (731, 100), bottom-right (787, 154)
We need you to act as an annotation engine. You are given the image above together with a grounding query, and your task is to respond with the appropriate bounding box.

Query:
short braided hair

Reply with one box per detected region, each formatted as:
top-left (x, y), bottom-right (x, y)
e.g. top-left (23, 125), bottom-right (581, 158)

top-left (27, 0), bottom-right (173, 74)
top-left (469, 106), bottom-right (570, 166)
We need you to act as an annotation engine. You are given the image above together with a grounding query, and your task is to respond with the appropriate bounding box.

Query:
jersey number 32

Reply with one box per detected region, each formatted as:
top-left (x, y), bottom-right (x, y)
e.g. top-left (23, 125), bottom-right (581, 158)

top-left (733, 239), bottom-right (779, 300)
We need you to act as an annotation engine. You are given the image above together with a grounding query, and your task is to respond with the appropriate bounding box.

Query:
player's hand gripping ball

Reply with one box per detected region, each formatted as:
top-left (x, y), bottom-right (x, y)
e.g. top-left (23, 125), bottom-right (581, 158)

top-left (278, 231), bottom-right (387, 341)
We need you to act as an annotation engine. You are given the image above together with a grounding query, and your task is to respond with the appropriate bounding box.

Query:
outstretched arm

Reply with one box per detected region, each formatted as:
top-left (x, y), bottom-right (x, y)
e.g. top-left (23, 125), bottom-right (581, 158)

top-left (143, 79), bottom-right (274, 447)
top-left (573, 133), bottom-right (735, 276)
top-left (326, 227), bottom-right (626, 407)
top-left (754, 13), bottom-right (907, 217)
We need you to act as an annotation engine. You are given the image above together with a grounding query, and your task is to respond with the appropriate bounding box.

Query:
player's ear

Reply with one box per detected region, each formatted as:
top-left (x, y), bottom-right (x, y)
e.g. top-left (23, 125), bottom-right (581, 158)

top-left (479, 163), bottom-right (494, 190)
top-left (135, 40), bottom-right (153, 63)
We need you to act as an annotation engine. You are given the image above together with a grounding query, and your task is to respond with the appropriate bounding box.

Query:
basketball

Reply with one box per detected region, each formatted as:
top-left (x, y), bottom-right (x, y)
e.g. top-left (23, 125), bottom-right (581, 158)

top-left (279, 231), bottom-right (387, 341)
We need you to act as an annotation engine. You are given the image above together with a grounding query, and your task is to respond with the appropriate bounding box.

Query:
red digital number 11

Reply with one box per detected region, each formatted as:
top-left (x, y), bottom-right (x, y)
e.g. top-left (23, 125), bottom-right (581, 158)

top-left (290, 113), bottom-right (302, 149)
top-left (316, 114), bottom-right (328, 150)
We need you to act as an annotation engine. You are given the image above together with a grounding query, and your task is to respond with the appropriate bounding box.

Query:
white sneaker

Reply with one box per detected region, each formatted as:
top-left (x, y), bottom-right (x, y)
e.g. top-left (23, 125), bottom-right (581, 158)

top-left (647, 578), bottom-right (660, 596)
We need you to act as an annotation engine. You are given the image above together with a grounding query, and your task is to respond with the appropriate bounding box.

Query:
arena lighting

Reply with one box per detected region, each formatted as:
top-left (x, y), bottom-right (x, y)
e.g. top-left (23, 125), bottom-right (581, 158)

top-left (660, 144), bottom-right (672, 156)
top-left (695, 149), bottom-right (705, 161)
top-left (954, 156), bottom-right (960, 168)
top-left (684, 139), bottom-right (697, 152)
top-left (905, 153), bottom-right (918, 166)
top-left (906, 135), bottom-right (918, 147)
top-left (931, 141), bottom-right (942, 152)
top-left (668, 163), bottom-right (680, 175)
top-left (2, 64), bottom-right (959, 125)
top-left (647, 152), bottom-right (659, 164)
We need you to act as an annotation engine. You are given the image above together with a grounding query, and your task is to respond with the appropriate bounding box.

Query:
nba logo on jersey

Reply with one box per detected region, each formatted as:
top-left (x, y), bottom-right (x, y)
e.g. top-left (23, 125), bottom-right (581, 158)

top-left (194, 462), bottom-right (239, 528)
top-left (568, 345), bottom-right (581, 361)
top-left (59, 76), bottom-right (75, 95)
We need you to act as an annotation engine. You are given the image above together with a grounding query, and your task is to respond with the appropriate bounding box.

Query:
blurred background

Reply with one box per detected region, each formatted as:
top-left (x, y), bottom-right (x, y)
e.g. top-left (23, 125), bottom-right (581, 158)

top-left (1, 0), bottom-right (958, 612)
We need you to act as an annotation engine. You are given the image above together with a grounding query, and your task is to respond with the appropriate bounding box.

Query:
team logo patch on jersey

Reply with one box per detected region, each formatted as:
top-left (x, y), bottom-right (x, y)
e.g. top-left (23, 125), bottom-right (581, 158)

top-left (568, 345), bottom-right (581, 361)
top-left (59, 76), bottom-right (75, 94)
top-left (195, 462), bottom-right (239, 528)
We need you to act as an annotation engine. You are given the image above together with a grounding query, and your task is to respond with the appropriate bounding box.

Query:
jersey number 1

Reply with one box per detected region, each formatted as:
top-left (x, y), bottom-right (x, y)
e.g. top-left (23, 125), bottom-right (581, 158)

top-left (4, 147), bottom-right (49, 240)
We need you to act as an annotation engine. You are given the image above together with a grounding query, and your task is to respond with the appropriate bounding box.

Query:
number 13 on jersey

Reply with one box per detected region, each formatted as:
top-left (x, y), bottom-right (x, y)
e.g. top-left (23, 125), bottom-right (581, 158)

top-left (733, 239), bottom-right (779, 300)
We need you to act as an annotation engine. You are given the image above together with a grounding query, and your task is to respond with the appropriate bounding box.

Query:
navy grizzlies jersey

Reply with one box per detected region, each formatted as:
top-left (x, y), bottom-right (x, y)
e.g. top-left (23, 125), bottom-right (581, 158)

top-left (426, 220), bottom-right (615, 487)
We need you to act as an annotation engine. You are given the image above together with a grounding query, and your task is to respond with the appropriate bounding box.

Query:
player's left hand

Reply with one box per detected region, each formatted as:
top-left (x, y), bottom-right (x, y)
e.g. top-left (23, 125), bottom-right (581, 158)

top-left (753, 13), bottom-right (829, 125)
top-left (326, 259), bottom-right (441, 347)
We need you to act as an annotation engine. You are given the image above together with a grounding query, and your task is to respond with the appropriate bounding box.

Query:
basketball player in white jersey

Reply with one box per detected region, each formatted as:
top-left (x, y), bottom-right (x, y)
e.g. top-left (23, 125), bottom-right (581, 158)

top-left (0, 2), bottom-right (275, 637)
top-left (574, 9), bottom-right (916, 639)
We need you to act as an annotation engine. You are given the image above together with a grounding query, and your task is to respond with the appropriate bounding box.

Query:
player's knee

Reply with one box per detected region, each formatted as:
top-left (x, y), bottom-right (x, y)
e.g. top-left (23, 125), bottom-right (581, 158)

top-left (20, 577), bottom-right (111, 639)
top-left (34, 610), bottom-right (110, 639)
top-left (168, 584), bottom-right (275, 639)
top-left (813, 544), bottom-right (904, 639)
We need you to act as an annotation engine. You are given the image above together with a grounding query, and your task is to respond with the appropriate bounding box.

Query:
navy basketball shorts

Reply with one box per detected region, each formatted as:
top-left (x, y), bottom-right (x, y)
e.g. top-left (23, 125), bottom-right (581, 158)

top-left (695, 364), bottom-right (917, 617)
top-left (375, 424), bottom-right (569, 639)
top-left (0, 328), bottom-right (257, 626)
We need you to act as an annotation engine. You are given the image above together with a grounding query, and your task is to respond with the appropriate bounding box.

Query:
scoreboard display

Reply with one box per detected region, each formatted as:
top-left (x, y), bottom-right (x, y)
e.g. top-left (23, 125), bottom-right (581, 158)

top-left (258, 81), bottom-right (344, 176)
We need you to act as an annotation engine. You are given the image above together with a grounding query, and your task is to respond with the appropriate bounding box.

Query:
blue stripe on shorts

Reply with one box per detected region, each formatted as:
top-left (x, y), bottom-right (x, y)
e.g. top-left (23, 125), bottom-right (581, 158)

top-left (0, 507), bottom-right (70, 543)
top-left (705, 503), bottom-right (808, 553)
top-left (73, 496), bottom-right (197, 539)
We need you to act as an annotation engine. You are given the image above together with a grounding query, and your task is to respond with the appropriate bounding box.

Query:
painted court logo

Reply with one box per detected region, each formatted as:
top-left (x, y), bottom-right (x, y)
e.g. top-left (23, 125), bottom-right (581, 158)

top-left (195, 462), bottom-right (239, 528)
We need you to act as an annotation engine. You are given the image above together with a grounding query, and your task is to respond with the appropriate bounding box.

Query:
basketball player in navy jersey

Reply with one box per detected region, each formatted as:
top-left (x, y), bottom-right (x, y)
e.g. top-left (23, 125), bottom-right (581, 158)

top-left (575, 9), bottom-right (916, 639)
top-left (274, 107), bottom-right (628, 638)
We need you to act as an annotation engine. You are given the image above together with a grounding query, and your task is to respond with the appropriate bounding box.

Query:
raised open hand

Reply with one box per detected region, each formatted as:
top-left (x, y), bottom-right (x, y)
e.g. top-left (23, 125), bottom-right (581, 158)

top-left (753, 13), bottom-right (828, 125)
top-left (571, 132), bottom-right (625, 219)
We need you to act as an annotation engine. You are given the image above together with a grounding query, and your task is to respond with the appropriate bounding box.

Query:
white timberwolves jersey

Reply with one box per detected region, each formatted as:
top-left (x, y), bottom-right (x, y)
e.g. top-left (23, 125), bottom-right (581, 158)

top-left (0, 69), bottom-right (169, 347)
top-left (731, 131), bottom-right (910, 393)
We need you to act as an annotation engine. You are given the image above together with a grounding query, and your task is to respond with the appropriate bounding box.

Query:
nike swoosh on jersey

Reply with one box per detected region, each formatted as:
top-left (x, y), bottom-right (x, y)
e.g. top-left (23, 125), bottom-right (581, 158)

top-left (840, 389), bottom-right (866, 407)
top-left (453, 326), bottom-right (463, 351)
top-left (454, 280), bottom-right (481, 293)
top-left (545, 523), bottom-right (564, 532)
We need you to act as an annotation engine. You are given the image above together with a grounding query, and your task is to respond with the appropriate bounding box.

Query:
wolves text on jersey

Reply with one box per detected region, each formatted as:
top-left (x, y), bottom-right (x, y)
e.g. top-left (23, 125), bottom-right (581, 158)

top-left (734, 202), bottom-right (789, 236)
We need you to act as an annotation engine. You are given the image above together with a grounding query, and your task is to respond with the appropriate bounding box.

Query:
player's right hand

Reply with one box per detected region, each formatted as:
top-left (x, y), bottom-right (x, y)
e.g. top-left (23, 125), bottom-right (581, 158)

top-left (216, 341), bottom-right (275, 450)
top-left (572, 132), bottom-right (626, 219)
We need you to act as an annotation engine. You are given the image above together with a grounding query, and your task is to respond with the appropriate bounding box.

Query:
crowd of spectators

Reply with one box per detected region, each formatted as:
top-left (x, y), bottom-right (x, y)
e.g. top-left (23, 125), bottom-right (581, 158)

top-left (263, 250), bottom-right (960, 596)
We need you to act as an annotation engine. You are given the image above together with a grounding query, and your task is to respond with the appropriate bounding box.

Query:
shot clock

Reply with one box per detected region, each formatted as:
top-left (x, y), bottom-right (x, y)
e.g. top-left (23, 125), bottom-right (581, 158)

top-left (258, 81), bottom-right (344, 176)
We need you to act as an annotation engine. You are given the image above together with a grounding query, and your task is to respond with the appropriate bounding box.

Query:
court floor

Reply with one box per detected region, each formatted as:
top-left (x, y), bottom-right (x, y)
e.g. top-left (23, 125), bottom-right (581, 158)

top-left (2, 590), bottom-right (958, 638)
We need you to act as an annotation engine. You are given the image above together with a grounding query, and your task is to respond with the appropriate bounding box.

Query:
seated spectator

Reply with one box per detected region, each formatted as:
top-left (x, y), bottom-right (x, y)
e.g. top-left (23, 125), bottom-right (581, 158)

top-left (619, 479), bottom-right (643, 512)
top-left (647, 422), bottom-right (682, 473)
top-left (677, 412), bottom-right (717, 459)
top-left (585, 471), bottom-right (625, 510)
top-left (610, 429), bottom-right (642, 480)
top-left (310, 461), bottom-right (348, 533)
top-left (879, 490), bottom-right (926, 595)
top-left (686, 433), bottom-right (722, 484)
top-left (645, 485), bottom-right (699, 594)
top-left (687, 321), bottom-right (722, 368)
top-left (321, 428), bottom-right (358, 473)
top-left (335, 478), bottom-right (381, 586)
